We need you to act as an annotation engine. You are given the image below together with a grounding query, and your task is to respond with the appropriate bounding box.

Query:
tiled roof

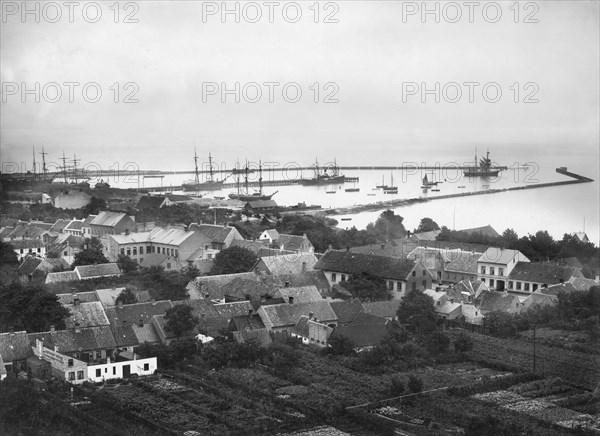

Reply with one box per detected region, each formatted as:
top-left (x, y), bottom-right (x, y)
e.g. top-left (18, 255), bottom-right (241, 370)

top-left (258, 301), bottom-right (337, 328)
top-left (407, 248), bottom-right (445, 271)
top-left (50, 219), bottom-right (71, 232)
top-left (445, 251), bottom-right (479, 274)
top-left (29, 326), bottom-right (118, 353)
top-left (140, 253), bottom-right (184, 269)
top-left (479, 248), bottom-right (526, 265)
top-left (262, 229), bottom-right (280, 240)
top-left (293, 315), bottom-right (310, 337)
top-left (63, 302), bottom-right (110, 328)
top-left (75, 263), bottom-right (120, 279)
top-left (246, 199), bottom-right (278, 208)
top-left (187, 272), bottom-right (260, 301)
top-left (188, 223), bottom-right (237, 244)
top-left (18, 256), bottom-right (43, 276)
top-left (475, 290), bottom-right (520, 314)
top-left (166, 194), bottom-right (193, 202)
top-left (257, 252), bottom-right (319, 275)
top-left (230, 314), bottom-right (265, 331)
top-left (536, 282), bottom-right (577, 296)
top-left (233, 329), bottom-right (272, 347)
top-left (65, 219), bottom-right (84, 231)
top-left (105, 301), bottom-right (173, 327)
top-left (349, 242), bottom-right (405, 258)
top-left (221, 278), bottom-right (280, 308)
top-left (90, 211), bottom-right (128, 227)
top-left (523, 293), bottom-right (557, 308)
top-left (5, 224), bottom-right (47, 240)
top-left (132, 323), bottom-right (161, 344)
top-left (0, 331), bottom-right (33, 362)
top-left (436, 301), bottom-right (462, 316)
top-left (112, 324), bottom-right (139, 347)
top-left (230, 239), bottom-right (270, 255)
top-left (57, 291), bottom-right (98, 305)
top-left (275, 234), bottom-right (310, 252)
top-left (214, 301), bottom-right (255, 320)
top-left (447, 280), bottom-right (489, 303)
top-left (314, 250), bottom-right (416, 281)
top-left (423, 289), bottom-right (447, 303)
top-left (37, 258), bottom-right (70, 273)
top-left (507, 261), bottom-right (581, 285)
top-left (568, 276), bottom-right (599, 292)
top-left (268, 270), bottom-right (331, 291)
top-left (10, 239), bottom-right (45, 249)
top-left (362, 300), bottom-right (401, 319)
top-left (278, 286), bottom-right (322, 304)
top-left (136, 196), bottom-right (165, 210)
top-left (329, 300), bottom-right (365, 324)
top-left (457, 225), bottom-right (500, 238)
top-left (45, 270), bottom-right (80, 284)
top-left (94, 288), bottom-right (127, 306)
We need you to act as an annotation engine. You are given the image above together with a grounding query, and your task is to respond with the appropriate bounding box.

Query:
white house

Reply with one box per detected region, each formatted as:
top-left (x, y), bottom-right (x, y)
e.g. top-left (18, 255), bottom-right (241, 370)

top-left (476, 247), bottom-right (530, 291)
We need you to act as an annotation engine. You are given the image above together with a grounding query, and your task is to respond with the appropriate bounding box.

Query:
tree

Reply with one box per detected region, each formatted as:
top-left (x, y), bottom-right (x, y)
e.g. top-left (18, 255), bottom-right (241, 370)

top-left (397, 290), bottom-right (437, 334)
top-left (210, 246), bottom-right (257, 275)
top-left (326, 334), bottom-right (356, 355)
top-left (484, 311), bottom-right (517, 338)
top-left (415, 217), bottom-right (440, 233)
top-left (425, 331), bottom-right (450, 355)
top-left (82, 196), bottom-right (107, 215)
top-left (406, 374), bottom-right (423, 394)
top-left (72, 237), bottom-right (108, 267)
top-left (0, 284), bottom-right (70, 332)
top-left (117, 254), bottom-right (138, 274)
top-left (164, 305), bottom-right (198, 339)
top-left (115, 288), bottom-right (137, 305)
top-left (453, 331), bottom-right (474, 352)
top-left (502, 228), bottom-right (519, 247)
top-left (0, 242), bottom-right (19, 265)
top-left (367, 210), bottom-right (407, 241)
top-left (342, 273), bottom-right (390, 302)
top-left (389, 375), bottom-right (406, 396)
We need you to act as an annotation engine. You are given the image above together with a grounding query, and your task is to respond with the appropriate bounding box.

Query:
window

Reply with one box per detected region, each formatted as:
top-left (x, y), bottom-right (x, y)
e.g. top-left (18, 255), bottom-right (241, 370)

top-left (524, 283), bottom-right (530, 291)
top-left (147, 245), bottom-right (151, 252)
top-left (64, 251), bottom-right (67, 256)
top-left (96, 368), bottom-right (101, 377)
top-left (341, 274), bottom-right (346, 282)
top-left (499, 268), bottom-right (504, 276)
top-left (139, 246), bottom-right (144, 255)
top-left (412, 271), bottom-right (416, 277)
top-left (422, 280), bottom-right (426, 287)
top-left (166, 263), bottom-right (171, 269)
top-left (481, 266), bottom-right (486, 274)
top-left (388, 281), bottom-right (394, 290)
top-left (481, 278), bottom-right (485, 283)
top-left (490, 267), bottom-right (495, 275)
top-left (96, 351), bottom-right (102, 360)
top-left (532, 284), bottom-right (538, 291)
top-left (143, 363), bottom-right (149, 371)
top-left (331, 273), bottom-right (337, 283)
top-left (175, 250), bottom-right (178, 257)
top-left (411, 282), bottom-right (417, 291)
top-left (69, 372), bottom-right (75, 381)
top-left (490, 279), bottom-right (495, 286)
top-left (509, 281), bottom-right (514, 288)
top-left (68, 358), bottom-right (73, 367)
top-left (133, 247), bottom-right (137, 256)
top-left (77, 371), bottom-right (84, 380)
top-left (422, 269), bottom-right (426, 276)
top-left (516, 282), bottom-right (522, 290)
top-left (126, 248), bottom-right (131, 256)
top-left (113, 367), bottom-right (116, 375)
top-left (207, 254), bottom-right (213, 259)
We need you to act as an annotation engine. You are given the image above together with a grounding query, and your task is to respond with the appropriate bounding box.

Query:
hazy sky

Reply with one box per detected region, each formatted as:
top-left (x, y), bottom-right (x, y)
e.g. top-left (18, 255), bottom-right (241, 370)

top-left (1, 0), bottom-right (599, 172)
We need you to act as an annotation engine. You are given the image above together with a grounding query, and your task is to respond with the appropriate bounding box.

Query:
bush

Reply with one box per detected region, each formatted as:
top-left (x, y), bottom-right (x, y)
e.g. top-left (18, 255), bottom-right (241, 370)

top-left (425, 331), bottom-right (450, 355)
top-left (407, 374), bottom-right (423, 394)
top-left (453, 332), bottom-right (474, 352)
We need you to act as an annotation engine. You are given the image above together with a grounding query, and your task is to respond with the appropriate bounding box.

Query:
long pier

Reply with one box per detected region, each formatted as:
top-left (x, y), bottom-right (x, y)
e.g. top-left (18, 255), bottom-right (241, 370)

top-left (325, 168), bottom-right (594, 216)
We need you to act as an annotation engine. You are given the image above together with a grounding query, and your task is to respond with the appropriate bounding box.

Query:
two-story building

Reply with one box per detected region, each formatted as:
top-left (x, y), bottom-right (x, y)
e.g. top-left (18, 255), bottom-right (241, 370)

top-left (187, 223), bottom-right (244, 251)
top-left (314, 249), bottom-right (433, 299)
top-left (506, 261), bottom-right (584, 293)
top-left (82, 211), bottom-right (137, 238)
top-left (476, 247), bottom-right (530, 291)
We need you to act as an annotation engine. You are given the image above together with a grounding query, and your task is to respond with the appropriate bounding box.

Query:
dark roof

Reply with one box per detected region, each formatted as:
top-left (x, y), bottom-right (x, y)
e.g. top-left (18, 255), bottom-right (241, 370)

top-left (233, 329), bottom-right (272, 347)
top-left (395, 239), bottom-right (489, 255)
top-left (448, 280), bottom-right (489, 303)
top-left (28, 326), bottom-right (119, 354)
top-left (475, 290), bottom-right (519, 314)
top-left (188, 223), bottom-right (237, 244)
top-left (221, 277), bottom-right (280, 307)
top-left (89, 211), bottom-right (129, 227)
top-left (537, 282), bottom-right (577, 296)
top-left (258, 301), bottom-right (337, 328)
top-left (246, 199), bottom-right (278, 209)
top-left (329, 300), bottom-right (365, 324)
top-left (507, 261), bottom-right (581, 285)
top-left (0, 331), bottom-right (33, 362)
top-left (314, 250), bottom-right (416, 281)
top-left (362, 300), bottom-right (401, 319)
top-left (230, 314), bottom-right (265, 331)
top-left (50, 219), bottom-right (71, 232)
top-left (64, 219), bottom-right (84, 231)
top-left (330, 322), bottom-right (388, 348)
top-left (568, 277), bottom-right (600, 292)
top-left (136, 196), bottom-right (165, 210)
top-left (293, 315), bottom-right (310, 337)
top-left (269, 270), bottom-right (330, 291)
top-left (278, 285), bottom-right (322, 304)
top-left (75, 263), bottom-right (121, 279)
top-left (18, 256), bottom-right (43, 276)
top-left (255, 252), bottom-right (319, 275)
top-left (349, 242), bottom-right (405, 258)
top-left (57, 291), bottom-right (99, 305)
top-left (105, 301), bottom-right (173, 327)
top-left (445, 251), bottom-right (479, 274)
top-left (166, 194), bottom-right (193, 202)
top-left (187, 272), bottom-right (260, 300)
top-left (457, 225), bottom-right (500, 238)
top-left (230, 239), bottom-right (269, 255)
top-left (63, 302), bottom-right (110, 328)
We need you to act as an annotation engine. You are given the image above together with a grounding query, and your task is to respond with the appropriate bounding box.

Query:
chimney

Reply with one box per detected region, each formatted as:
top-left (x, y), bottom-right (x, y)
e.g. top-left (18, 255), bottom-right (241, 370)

top-left (248, 309), bottom-right (253, 317)
top-left (74, 297), bottom-right (80, 306)
top-left (138, 318), bottom-right (144, 327)
top-left (346, 246), bottom-right (350, 252)
top-left (381, 243), bottom-right (385, 250)
top-left (50, 325), bottom-right (56, 333)
top-left (309, 312), bottom-right (314, 320)
top-left (301, 262), bottom-right (307, 272)
top-left (289, 296), bottom-right (294, 304)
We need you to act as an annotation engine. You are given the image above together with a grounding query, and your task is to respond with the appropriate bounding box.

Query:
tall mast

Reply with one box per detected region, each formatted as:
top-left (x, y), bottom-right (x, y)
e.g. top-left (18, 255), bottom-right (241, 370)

top-left (72, 154), bottom-right (80, 184)
top-left (61, 151), bottom-right (68, 183)
top-left (193, 148), bottom-right (199, 185)
top-left (32, 146), bottom-right (36, 179)
top-left (40, 147), bottom-right (48, 177)
top-left (259, 160), bottom-right (263, 194)
top-left (208, 152), bottom-right (214, 182)
top-left (244, 159), bottom-right (249, 194)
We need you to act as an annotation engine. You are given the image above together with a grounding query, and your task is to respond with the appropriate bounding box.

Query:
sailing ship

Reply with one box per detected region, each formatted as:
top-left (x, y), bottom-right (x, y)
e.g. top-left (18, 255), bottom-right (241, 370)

top-left (228, 161), bottom-right (277, 201)
top-left (301, 159), bottom-right (346, 185)
top-left (463, 150), bottom-right (501, 177)
top-left (421, 173), bottom-right (438, 188)
top-left (376, 175), bottom-right (389, 189)
top-left (53, 152), bottom-right (91, 186)
top-left (182, 151), bottom-right (224, 191)
top-left (383, 172), bottom-right (398, 194)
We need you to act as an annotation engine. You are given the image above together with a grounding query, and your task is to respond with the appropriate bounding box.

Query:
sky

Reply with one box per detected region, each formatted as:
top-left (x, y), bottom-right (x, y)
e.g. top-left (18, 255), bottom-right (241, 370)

top-left (1, 0), bottom-right (599, 173)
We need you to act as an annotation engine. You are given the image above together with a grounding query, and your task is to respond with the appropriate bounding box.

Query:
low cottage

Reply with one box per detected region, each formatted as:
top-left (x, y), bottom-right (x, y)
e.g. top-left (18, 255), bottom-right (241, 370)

top-left (258, 301), bottom-right (338, 333)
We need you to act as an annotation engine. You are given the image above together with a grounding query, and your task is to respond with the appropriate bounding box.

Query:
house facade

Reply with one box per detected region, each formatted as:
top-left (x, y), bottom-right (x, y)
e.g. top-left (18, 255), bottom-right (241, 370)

top-left (506, 261), bottom-right (584, 293)
top-left (477, 248), bottom-right (530, 291)
top-left (82, 211), bottom-right (137, 237)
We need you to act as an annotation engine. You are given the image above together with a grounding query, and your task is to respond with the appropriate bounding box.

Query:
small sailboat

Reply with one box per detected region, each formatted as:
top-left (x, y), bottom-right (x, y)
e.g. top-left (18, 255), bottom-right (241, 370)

top-left (345, 180), bottom-right (359, 192)
top-left (376, 175), bottom-right (388, 189)
top-left (326, 190), bottom-right (336, 194)
top-left (383, 172), bottom-right (398, 194)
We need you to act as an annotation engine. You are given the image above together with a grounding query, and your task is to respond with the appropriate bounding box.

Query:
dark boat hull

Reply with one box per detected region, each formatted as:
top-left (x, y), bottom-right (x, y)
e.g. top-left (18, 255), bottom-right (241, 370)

top-left (228, 193), bottom-right (275, 201)
top-left (463, 170), bottom-right (500, 177)
top-left (301, 175), bottom-right (346, 186)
